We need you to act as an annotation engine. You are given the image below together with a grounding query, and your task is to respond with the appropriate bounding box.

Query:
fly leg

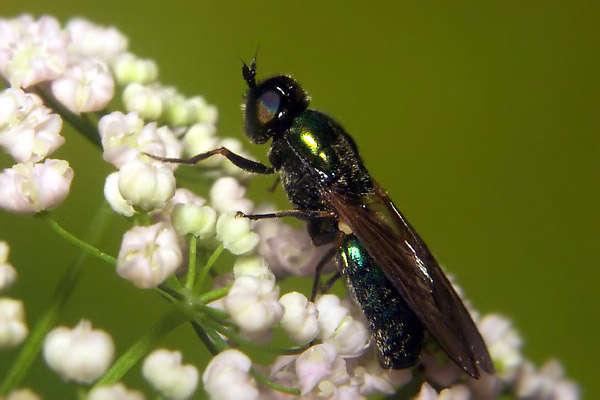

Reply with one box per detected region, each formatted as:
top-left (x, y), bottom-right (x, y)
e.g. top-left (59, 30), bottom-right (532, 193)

top-left (236, 210), bottom-right (335, 221)
top-left (144, 147), bottom-right (276, 175)
top-left (310, 247), bottom-right (337, 302)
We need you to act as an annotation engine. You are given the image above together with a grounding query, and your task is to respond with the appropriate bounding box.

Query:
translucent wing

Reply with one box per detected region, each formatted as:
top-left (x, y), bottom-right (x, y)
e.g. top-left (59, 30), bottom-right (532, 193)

top-left (324, 182), bottom-right (494, 378)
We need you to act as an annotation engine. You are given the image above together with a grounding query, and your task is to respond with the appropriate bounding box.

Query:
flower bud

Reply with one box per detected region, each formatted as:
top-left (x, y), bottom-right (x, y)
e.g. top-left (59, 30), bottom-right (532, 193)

top-left (279, 292), bottom-right (319, 344)
top-left (171, 203), bottom-right (217, 239)
top-left (0, 298), bottom-right (28, 347)
top-left (143, 349), bottom-right (198, 400)
top-left (87, 383), bottom-right (145, 400)
top-left (316, 295), bottom-right (369, 357)
top-left (43, 320), bottom-right (114, 384)
top-left (66, 18), bottom-right (128, 62)
top-left (103, 172), bottom-right (135, 217)
top-left (0, 159), bottom-right (74, 214)
top-left (216, 213), bottom-right (259, 255)
top-left (210, 177), bottom-right (253, 214)
top-left (117, 222), bottom-right (182, 288)
top-left (232, 255), bottom-right (274, 282)
top-left (225, 276), bottom-right (283, 333)
top-left (118, 160), bottom-right (175, 211)
top-left (182, 123), bottom-right (219, 164)
top-left (51, 58), bottom-right (115, 113)
top-left (0, 241), bottom-right (17, 291)
top-left (478, 314), bottom-right (523, 381)
top-left (112, 53), bottom-right (158, 84)
top-left (202, 350), bottom-right (258, 400)
top-left (122, 83), bottom-right (163, 120)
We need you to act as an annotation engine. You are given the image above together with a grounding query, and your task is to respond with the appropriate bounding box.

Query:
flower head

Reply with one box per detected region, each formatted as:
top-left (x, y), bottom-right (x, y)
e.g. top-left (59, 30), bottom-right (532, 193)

top-left (43, 320), bottom-right (114, 384)
top-left (0, 88), bottom-right (64, 163)
top-left (202, 349), bottom-right (258, 400)
top-left (51, 57), bottom-right (115, 114)
top-left (116, 222), bottom-right (183, 288)
top-left (112, 52), bottom-right (158, 85)
top-left (279, 292), bottom-right (319, 344)
top-left (143, 349), bottom-right (199, 400)
top-left (0, 159), bottom-right (73, 214)
top-left (0, 15), bottom-right (69, 88)
top-left (225, 275), bottom-right (283, 333)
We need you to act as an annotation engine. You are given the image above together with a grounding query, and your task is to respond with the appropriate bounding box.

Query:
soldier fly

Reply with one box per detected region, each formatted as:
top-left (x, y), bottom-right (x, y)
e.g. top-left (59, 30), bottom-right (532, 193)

top-left (151, 59), bottom-right (494, 378)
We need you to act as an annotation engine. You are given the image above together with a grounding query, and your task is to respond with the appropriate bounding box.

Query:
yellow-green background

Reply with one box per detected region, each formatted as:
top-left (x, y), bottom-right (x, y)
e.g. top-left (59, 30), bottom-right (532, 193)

top-left (0, 1), bottom-right (597, 398)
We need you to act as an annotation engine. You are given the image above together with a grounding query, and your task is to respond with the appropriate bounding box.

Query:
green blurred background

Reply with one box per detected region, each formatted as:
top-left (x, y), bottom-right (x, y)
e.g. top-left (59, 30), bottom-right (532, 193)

top-left (0, 1), bottom-right (598, 398)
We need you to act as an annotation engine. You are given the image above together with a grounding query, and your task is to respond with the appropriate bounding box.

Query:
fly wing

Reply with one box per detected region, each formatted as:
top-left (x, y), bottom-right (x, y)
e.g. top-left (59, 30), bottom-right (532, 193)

top-left (323, 182), bottom-right (494, 378)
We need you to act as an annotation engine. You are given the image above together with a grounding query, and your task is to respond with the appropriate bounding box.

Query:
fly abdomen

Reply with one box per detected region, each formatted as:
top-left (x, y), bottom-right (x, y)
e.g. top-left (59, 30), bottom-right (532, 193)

top-left (337, 234), bottom-right (425, 369)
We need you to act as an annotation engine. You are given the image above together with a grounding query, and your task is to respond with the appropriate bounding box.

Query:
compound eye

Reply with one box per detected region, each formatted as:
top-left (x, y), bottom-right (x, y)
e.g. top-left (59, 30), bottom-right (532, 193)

top-left (257, 90), bottom-right (281, 124)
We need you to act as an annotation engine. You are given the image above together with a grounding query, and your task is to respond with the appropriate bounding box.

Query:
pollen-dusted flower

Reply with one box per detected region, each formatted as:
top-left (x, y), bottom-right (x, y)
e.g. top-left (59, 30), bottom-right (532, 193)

top-left (315, 294), bottom-right (370, 357)
top-left (225, 275), bottom-right (283, 333)
top-left (66, 18), bottom-right (128, 62)
top-left (210, 177), bottom-right (253, 214)
top-left (51, 57), bottom-right (115, 114)
top-left (279, 292), bottom-right (319, 344)
top-left (216, 212), bottom-right (259, 255)
top-left (0, 297), bottom-right (28, 347)
top-left (117, 222), bottom-right (182, 288)
top-left (103, 172), bottom-right (135, 217)
top-left (0, 241), bottom-right (17, 291)
top-left (0, 159), bottom-right (74, 214)
top-left (98, 111), bottom-right (182, 169)
top-left (43, 320), bottom-right (114, 384)
top-left (112, 52), bottom-right (158, 85)
top-left (117, 159), bottom-right (176, 211)
top-left (171, 203), bottom-right (217, 239)
top-left (87, 383), bottom-right (145, 400)
top-left (202, 349), bottom-right (258, 400)
top-left (0, 15), bottom-right (69, 88)
top-left (122, 83), bottom-right (163, 121)
top-left (142, 349), bottom-right (199, 400)
top-left (0, 88), bottom-right (64, 163)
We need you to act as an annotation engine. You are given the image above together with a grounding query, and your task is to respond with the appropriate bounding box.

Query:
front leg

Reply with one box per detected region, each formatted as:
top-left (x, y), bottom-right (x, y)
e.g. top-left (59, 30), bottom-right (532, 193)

top-left (145, 147), bottom-right (276, 175)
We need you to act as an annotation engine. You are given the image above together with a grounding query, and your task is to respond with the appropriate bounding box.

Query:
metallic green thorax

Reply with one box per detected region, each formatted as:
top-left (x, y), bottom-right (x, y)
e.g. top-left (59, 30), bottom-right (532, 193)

top-left (338, 234), bottom-right (425, 369)
top-left (287, 111), bottom-right (338, 173)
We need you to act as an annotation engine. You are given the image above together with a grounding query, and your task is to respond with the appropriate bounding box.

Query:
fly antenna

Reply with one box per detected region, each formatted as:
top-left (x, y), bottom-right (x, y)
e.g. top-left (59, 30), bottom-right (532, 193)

top-left (240, 53), bottom-right (257, 89)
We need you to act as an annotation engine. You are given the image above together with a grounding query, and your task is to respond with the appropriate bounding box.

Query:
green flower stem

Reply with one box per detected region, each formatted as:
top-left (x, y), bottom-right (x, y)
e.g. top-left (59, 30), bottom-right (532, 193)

top-left (198, 285), bottom-right (231, 303)
top-left (0, 203), bottom-right (113, 394)
top-left (45, 216), bottom-right (117, 267)
top-left (34, 86), bottom-right (102, 149)
top-left (195, 244), bottom-right (224, 291)
top-left (193, 304), bottom-right (230, 323)
top-left (200, 316), bottom-right (311, 355)
top-left (185, 235), bottom-right (197, 290)
top-left (190, 321), bottom-right (219, 355)
top-left (250, 369), bottom-right (301, 396)
top-left (92, 308), bottom-right (186, 388)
